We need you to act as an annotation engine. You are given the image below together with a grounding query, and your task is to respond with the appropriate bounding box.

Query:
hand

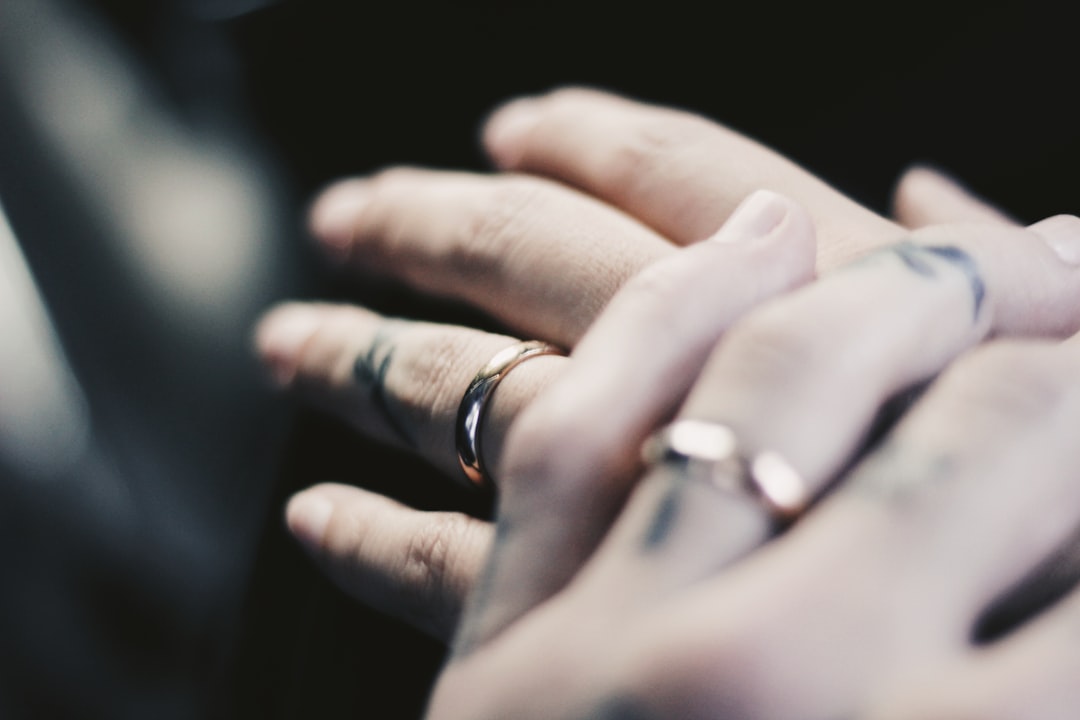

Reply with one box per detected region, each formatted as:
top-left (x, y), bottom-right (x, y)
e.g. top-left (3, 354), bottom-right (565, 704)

top-left (425, 193), bottom-right (1080, 718)
top-left (258, 88), bottom-right (901, 475)
top-left (254, 89), bottom-right (1010, 639)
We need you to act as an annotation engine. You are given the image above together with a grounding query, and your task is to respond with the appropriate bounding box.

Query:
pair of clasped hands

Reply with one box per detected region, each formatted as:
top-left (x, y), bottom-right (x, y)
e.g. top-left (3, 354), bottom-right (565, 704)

top-left (256, 89), bottom-right (1080, 719)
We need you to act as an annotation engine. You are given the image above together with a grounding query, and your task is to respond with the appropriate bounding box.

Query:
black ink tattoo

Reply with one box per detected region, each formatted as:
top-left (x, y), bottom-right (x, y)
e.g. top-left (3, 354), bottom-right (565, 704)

top-left (891, 240), bottom-right (936, 276)
top-left (891, 242), bottom-right (986, 320)
top-left (641, 467), bottom-right (689, 551)
top-left (353, 324), bottom-right (416, 448)
top-left (643, 478), bottom-right (681, 550)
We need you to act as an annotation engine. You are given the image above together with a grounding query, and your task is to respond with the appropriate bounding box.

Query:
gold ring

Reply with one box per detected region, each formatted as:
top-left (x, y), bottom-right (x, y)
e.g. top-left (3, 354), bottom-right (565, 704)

top-left (456, 340), bottom-right (564, 488)
top-left (642, 419), bottom-right (810, 521)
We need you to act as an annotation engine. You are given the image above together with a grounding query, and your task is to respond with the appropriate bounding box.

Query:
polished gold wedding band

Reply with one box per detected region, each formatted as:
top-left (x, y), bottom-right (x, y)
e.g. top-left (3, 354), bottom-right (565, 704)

top-left (642, 419), bottom-right (810, 521)
top-left (456, 340), bottom-right (564, 489)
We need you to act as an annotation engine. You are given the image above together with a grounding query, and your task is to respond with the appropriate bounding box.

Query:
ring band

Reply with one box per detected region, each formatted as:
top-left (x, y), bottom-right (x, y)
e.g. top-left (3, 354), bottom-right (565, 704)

top-left (642, 419), bottom-right (810, 521)
top-left (456, 340), bottom-right (564, 488)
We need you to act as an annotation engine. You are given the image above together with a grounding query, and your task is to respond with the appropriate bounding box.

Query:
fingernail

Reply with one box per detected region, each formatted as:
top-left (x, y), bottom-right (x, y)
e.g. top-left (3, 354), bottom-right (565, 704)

top-left (254, 304), bottom-right (322, 385)
top-left (710, 190), bottom-right (791, 243)
top-left (286, 492), bottom-right (334, 551)
top-left (1030, 215), bottom-right (1080, 266)
top-left (309, 179), bottom-right (369, 256)
top-left (484, 99), bottom-right (540, 167)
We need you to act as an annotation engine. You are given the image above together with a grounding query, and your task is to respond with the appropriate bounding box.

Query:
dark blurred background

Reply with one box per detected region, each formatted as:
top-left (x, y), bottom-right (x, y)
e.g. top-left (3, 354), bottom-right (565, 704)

top-left (0, 1), bottom-right (1076, 718)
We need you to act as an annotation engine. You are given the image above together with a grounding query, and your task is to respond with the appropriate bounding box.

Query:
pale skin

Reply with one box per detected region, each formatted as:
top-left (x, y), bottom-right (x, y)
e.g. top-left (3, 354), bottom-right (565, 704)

top-left (425, 193), bottom-right (1080, 720)
top-left (254, 89), bottom-right (1080, 716)
top-left (256, 90), bottom-right (1028, 639)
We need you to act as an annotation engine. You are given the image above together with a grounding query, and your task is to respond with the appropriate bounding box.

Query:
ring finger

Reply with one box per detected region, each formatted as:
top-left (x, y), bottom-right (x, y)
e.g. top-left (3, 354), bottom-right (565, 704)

top-left (255, 302), bottom-right (565, 481)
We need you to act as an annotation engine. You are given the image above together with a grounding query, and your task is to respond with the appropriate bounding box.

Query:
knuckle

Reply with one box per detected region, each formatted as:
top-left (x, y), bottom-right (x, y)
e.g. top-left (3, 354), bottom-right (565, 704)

top-left (620, 255), bottom-right (693, 305)
top-left (450, 177), bottom-right (545, 279)
top-left (604, 113), bottom-right (712, 191)
top-left (398, 512), bottom-right (470, 633)
top-left (607, 115), bottom-right (710, 186)
top-left (721, 304), bottom-right (822, 381)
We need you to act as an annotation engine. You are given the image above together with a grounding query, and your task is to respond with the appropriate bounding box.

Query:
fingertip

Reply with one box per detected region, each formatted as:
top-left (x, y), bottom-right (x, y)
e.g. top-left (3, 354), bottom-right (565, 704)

top-left (709, 190), bottom-right (791, 243)
top-left (253, 303), bottom-right (323, 386)
top-left (286, 490), bottom-right (335, 552)
top-left (308, 179), bottom-right (370, 258)
top-left (891, 163), bottom-right (952, 212)
top-left (482, 97), bottom-right (540, 168)
top-left (1029, 214), bottom-right (1080, 266)
top-left (713, 191), bottom-right (816, 281)
top-left (766, 193), bottom-right (818, 287)
top-left (892, 163), bottom-right (1016, 227)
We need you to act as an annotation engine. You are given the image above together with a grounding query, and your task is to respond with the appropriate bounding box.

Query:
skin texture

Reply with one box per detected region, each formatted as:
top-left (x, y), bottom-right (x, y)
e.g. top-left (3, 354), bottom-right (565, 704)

top-left (257, 89), bottom-right (1080, 716)
top-left (255, 90), bottom-right (1057, 651)
top-left (422, 200), bottom-right (1080, 720)
top-left (352, 322), bottom-right (415, 448)
top-left (257, 89), bottom-right (907, 485)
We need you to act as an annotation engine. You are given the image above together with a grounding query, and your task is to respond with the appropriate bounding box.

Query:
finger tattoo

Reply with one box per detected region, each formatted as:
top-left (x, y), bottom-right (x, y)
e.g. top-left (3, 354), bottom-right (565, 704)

top-left (353, 323), bottom-right (417, 448)
top-left (588, 696), bottom-right (655, 720)
top-left (891, 242), bottom-right (986, 320)
top-left (642, 469), bottom-right (685, 550)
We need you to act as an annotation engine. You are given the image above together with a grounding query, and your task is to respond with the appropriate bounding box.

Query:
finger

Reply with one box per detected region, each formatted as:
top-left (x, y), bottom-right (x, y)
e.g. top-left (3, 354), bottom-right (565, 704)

top-left (309, 168), bottom-right (672, 347)
top-left (617, 341), bottom-right (1080, 720)
top-left (891, 165), bottom-right (1019, 228)
top-left (287, 483), bottom-right (492, 641)
top-left (820, 332), bottom-right (1080, 630)
top-left (586, 215), bottom-right (1080, 597)
top-left (684, 216), bottom-right (1080, 479)
top-left (255, 303), bottom-right (565, 480)
top-left (454, 191), bottom-right (817, 653)
top-left (483, 87), bottom-right (902, 269)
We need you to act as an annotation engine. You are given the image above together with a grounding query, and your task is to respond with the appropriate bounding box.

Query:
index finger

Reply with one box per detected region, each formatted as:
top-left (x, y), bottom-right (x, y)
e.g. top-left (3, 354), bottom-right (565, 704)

top-left (484, 87), bottom-right (902, 269)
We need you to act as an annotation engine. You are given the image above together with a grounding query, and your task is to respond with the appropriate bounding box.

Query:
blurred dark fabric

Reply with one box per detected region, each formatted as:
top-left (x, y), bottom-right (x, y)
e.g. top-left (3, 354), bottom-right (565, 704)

top-left (0, 0), bottom-right (1077, 718)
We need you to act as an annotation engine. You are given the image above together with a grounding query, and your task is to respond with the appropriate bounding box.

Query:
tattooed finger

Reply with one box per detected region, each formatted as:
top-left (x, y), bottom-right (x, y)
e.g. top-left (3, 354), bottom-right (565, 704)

top-left (455, 191), bottom-right (817, 653)
top-left (255, 302), bottom-right (566, 480)
top-left (574, 217), bottom-right (1080, 601)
